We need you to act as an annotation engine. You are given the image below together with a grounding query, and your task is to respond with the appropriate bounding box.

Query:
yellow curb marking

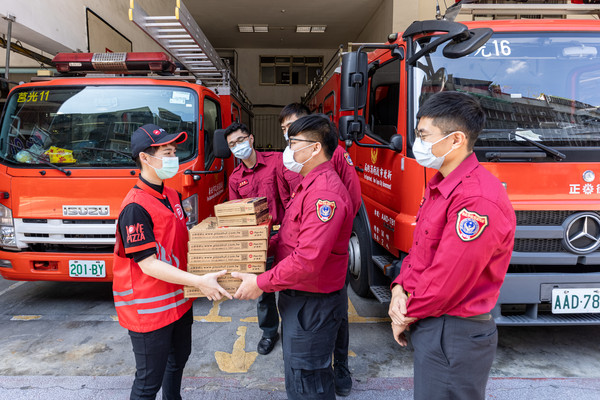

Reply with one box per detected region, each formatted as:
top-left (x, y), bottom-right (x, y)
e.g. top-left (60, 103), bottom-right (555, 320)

top-left (348, 298), bottom-right (390, 323)
top-left (11, 315), bottom-right (42, 321)
top-left (239, 316), bottom-right (258, 323)
top-left (215, 325), bottom-right (258, 373)
top-left (194, 298), bottom-right (232, 322)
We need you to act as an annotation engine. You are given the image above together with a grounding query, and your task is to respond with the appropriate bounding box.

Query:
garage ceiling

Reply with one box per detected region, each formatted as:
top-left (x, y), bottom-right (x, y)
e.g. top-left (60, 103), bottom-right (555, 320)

top-left (186, 0), bottom-right (384, 49)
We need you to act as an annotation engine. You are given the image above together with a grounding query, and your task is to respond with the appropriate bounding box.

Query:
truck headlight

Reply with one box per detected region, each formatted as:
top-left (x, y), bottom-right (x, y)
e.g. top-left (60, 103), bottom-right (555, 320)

top-left (182, 194), bottom-right (198, 229)
top-left (0, 204), bottom-right (17, 248)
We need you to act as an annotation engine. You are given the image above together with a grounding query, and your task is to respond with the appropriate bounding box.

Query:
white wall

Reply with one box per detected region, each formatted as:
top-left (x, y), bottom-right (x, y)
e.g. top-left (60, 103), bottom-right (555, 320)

top-left (0, 0), bottom-right (172, 68)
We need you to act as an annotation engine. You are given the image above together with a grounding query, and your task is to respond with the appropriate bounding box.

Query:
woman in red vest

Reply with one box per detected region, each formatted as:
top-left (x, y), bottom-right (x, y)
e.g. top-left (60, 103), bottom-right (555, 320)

top-left (113, 124), bottom-right (231, 400)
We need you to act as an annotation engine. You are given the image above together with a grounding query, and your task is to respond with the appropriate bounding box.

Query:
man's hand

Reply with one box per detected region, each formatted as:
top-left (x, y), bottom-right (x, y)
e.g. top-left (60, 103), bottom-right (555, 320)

top-left (194, 270), bottom-right (233, 301)
top-left (388, 284), bottom-right (416, 325)
top-left (231, 271), bottom-right (264, 300)
top-left (391, 322), bottom-right (410, 347)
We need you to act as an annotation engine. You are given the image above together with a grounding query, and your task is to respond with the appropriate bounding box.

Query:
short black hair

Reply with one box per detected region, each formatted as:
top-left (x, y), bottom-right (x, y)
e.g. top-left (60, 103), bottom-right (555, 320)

top-left (287, 114), bottom-right (337, 159)
top-left (224, 122), bottom-right (251, 139)
top-left (134, 145), bottom-right (159, 169)
top-left (416, 92), bottom-right (485, 150)
top-left (279, 103), bottom-right (311, 124)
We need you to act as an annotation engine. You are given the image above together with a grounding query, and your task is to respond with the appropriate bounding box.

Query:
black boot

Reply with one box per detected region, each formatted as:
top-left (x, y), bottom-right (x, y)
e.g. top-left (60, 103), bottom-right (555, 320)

top-left (334, 362), bottom-right (352, 396)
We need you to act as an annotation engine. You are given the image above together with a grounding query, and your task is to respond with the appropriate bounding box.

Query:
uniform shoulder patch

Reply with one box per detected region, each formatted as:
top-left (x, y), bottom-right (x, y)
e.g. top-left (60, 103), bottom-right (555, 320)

top-left (343, 152), bottom-right (353, 166)
top-left (456, 208), bottom-right (488, 241)
top-left (316, 199), bottom-right (336, 222)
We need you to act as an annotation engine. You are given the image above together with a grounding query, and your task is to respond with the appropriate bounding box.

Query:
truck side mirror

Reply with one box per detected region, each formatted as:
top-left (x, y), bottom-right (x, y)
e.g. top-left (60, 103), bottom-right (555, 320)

top-left (389, 134), bottom-right (403, 152)
top-left (443, 28), bottom-right (493, 59)
top-left (213, 129), bottom-right (231, 158)
top-left (340, 52), bottom-right (369, 111)
top-left (339, 115), bottom-right (366, 141)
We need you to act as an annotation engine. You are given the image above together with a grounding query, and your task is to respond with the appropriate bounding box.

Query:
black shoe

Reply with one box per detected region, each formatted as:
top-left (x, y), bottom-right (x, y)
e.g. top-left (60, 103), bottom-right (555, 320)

top-left (334, 363), bottom-right (352, 396)
top-left (257, 333), bottom-right (279, 355)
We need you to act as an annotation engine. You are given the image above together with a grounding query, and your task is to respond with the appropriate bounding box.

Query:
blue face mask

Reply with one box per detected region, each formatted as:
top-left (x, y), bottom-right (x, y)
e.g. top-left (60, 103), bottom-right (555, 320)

top-left (232, 140), bottom-right (253, 160)
top-left (146, 154), bottom-right (179, 180)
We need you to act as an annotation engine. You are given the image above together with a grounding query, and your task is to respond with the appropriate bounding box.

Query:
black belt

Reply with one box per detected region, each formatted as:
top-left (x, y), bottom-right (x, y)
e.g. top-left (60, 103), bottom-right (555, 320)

top-left (282, 289), bottom-right (342, 298)
top-left (455, 313), bottom-right (492, 321)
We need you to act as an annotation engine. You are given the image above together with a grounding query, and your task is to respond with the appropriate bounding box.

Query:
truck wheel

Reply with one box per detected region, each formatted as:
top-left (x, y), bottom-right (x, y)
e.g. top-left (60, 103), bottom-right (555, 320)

top-left (348, 217), bottom-right (372, 298)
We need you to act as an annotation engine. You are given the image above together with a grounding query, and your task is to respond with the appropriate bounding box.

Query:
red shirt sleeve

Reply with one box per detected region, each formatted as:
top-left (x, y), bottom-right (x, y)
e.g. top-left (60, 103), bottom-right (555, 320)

top-left (404, 196), bottom-right (515, 319)
top-left (228, 169), bottom-right (242, 200)
top-left (331, 147), bottom-right (361, 215)
top-left (257, 189), bottom-right (348, 292)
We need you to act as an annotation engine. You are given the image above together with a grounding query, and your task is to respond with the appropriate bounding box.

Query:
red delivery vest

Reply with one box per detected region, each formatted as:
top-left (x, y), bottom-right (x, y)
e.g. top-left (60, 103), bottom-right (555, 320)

top-left (112, 179), bottom-right (192, 333)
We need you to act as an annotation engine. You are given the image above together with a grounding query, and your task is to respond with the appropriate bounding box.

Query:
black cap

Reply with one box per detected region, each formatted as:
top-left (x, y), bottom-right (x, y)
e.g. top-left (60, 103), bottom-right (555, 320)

top-left (131, 124), bottom-right (187, 158)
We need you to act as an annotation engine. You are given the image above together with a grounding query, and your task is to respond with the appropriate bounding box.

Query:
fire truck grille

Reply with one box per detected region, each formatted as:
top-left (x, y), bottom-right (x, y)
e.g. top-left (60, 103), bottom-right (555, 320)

top-left (515, 210), bottom-right (576, 226)
top-left (64, 234), bottom-right (115, 239)
top-left (514, 239), bottom-right (566, 253)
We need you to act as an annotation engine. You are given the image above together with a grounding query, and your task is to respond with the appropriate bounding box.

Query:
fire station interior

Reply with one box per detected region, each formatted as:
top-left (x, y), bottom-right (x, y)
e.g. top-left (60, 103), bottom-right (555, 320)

top-left (0, 0), bottom-right (448, 152)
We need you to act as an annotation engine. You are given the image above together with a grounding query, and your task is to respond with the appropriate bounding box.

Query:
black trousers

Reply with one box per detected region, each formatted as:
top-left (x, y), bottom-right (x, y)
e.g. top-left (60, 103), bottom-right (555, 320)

top-left (333, 284), bottom-right (349, 366)
top-left (257, 256), bottom-right (279, 338)
top-left (410, 314), bottom-right (497, 400)
top-left (279, 289), bottom-right (345, 400)
top-left (128, 308), bottom-right (193, 400)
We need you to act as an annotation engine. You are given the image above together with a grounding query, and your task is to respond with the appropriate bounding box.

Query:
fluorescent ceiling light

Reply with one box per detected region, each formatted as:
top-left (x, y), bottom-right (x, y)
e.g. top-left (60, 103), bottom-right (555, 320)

top-left (311, 25), bottom-right (326, 33)
top-left (238, 24), bottom-right (253, 33)
top-left (296, 25), bottom-right (311, 33)
top-left (253, 25), bottom-right (269, 33)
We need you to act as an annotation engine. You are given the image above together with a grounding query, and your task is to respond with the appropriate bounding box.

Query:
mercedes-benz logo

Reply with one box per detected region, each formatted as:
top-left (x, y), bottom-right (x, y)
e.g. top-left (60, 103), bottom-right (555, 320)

top-left (562, 212), bottom-right (600, 255)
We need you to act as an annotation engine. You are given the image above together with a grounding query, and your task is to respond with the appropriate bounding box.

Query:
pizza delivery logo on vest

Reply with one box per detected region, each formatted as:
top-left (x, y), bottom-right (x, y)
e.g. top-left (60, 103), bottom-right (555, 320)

top-left (126, 223), bottom-right (145, 243)
top-left (316, 199), bottom-right (336, 222)
top-left (174, 204), bottom-right (184, 220)
top-left (456, 208), bottom-right (488, 241)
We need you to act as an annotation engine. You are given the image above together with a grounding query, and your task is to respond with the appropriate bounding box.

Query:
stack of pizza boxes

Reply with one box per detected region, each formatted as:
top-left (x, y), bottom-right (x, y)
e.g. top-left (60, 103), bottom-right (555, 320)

top-left (184, 197), bottom-right (271, 298)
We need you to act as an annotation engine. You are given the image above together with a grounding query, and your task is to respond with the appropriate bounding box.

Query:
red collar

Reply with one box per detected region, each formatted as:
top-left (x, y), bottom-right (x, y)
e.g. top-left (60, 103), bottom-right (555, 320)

top-left (135, 177), bottom-right (165, 200)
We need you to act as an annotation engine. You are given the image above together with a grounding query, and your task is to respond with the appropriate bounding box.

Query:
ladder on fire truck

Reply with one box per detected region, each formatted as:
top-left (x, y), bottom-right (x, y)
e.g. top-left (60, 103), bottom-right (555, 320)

top-left (128, 0), bottom-right (251, 107)
top-left (458, 1), bottom-right (600, 19)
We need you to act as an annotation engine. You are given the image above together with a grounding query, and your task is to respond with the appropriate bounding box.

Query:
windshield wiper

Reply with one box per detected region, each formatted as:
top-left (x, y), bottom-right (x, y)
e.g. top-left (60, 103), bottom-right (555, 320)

top-left (512, 132), bottom-right (566, 161)
top-left (21, 148), bottom-right (72, 176)
top-left (80, 146), bottom-right (131, 159)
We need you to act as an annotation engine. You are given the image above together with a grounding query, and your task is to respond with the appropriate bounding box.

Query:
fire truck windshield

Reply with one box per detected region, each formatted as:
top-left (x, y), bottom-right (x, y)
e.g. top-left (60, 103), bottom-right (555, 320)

top-left (0, 85), bottom-right (198, 167)
top-left (415, 32), bottom-right (600, 155)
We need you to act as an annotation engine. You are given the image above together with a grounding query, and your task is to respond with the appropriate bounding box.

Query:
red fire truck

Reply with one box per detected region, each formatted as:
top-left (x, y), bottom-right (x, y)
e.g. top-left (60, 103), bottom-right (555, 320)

top-left (0, 51), bottom-right (247, 282)
top-left (306, 3), bottom-right (600, 324)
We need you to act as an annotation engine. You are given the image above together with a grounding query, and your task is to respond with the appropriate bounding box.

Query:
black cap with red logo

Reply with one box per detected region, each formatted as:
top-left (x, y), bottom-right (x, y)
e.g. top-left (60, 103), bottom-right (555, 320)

top-left (131, 124), bottom-right (188, 159)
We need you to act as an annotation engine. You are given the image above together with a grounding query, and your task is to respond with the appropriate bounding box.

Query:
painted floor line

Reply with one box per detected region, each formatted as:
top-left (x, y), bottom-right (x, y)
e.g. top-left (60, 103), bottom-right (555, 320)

top-left (0, 281), bottom-right (26, 297)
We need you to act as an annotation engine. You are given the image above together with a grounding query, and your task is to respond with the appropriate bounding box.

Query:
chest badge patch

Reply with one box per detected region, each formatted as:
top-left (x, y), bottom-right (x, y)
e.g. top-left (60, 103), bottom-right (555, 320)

top-left (456, 208), bottom-right (488, 241)
top-left (238, 180), bottom-right (249, 188)
top-left (316, 199), bottom-right (336, 222)
top-left (343, 152), bottom-right (354, 166)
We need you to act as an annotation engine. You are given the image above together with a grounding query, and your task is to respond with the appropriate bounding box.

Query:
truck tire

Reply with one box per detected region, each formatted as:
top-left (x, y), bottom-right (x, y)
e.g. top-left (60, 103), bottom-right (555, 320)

top-left (348, 217), bottom-right (373, 298)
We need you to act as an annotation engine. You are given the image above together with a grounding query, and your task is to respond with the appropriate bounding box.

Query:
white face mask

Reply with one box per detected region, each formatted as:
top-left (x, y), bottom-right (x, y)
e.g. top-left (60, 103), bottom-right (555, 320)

top-left (413, 133), bottom-right (454, 170)
top-left (283, 143), bottom-right (317, 173)
top-left (145, 154), bottom-right (179, 180)
top-left (231, 140), bottom-right (253, 160)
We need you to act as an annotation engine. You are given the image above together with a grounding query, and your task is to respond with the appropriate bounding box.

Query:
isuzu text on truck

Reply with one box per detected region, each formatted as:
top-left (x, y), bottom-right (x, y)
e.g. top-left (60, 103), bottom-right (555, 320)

top-left (306, 3), bottom-right (600, 324)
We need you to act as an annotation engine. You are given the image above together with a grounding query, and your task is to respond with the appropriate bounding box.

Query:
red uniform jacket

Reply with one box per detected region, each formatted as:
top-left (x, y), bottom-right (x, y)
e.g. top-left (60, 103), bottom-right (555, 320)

top-left (113, 179), bottom-right (192, 333)
top-left (258, 161), bottom-right (353, 293)
top-left (393, 153), bottom-right (516, 319)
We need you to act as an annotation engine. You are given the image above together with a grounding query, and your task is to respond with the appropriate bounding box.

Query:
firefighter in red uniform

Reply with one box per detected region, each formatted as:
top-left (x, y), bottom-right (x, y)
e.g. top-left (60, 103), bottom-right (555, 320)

top-left (225, 121), bottom-right (285, 355)
top-left (277, 103), bottom-right (360, 396)
top-left (234, 114), bottom-right (353, 400)
top-left (113, 124), bottom-right (231, 400)
top-left (388, 92), bottom-right (516, 400)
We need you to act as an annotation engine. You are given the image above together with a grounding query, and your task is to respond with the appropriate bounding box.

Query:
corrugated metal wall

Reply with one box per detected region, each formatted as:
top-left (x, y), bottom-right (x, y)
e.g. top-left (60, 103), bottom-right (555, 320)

top-left (253, 114), bottom-right (285, 151)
